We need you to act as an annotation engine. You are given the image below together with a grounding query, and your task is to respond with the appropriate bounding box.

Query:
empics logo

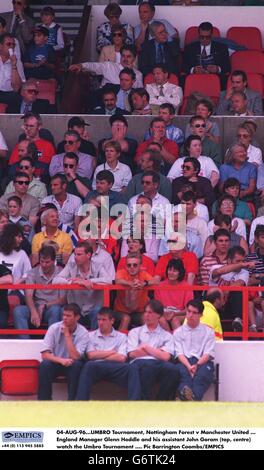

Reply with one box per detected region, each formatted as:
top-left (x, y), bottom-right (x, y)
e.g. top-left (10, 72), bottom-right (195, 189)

top-left (2, 431), bottom-right (43, 443)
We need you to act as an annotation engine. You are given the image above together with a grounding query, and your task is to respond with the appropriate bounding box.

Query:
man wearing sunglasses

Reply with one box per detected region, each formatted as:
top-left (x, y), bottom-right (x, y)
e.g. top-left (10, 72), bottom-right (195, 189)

top-left (4, 156), bottom-right (47, 203)
top-left (183, 21), bottom-right (230, 89)
top-left (0, 171), bottom-right (40, 226)
top-left (189, 115), bottom-right (221, 168)
top-left (7, 78), bottom-right (52, 114)
top-left (1, 0), bottom-right (35, 55)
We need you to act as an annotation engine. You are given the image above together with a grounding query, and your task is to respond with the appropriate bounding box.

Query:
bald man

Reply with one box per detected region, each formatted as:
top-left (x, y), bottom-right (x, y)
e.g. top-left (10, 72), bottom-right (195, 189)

top-left (202, 288), bottom-right (224, 341)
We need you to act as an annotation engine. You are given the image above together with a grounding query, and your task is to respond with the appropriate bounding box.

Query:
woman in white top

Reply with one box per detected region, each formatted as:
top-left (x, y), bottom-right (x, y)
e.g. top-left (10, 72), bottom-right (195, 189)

top-left (236, 123), bottom-right (262, 166)
top-left (208, 194), bottom-right (247, 240)
top-left (167, 135), bottom-right (219, 187)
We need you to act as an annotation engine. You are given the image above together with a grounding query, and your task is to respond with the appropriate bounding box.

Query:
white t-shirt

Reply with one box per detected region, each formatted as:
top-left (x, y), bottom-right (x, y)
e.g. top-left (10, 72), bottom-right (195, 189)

top-left (209, 263), bottom-right (249, 286)
top-left (0, 249), bottom-right (31, 283)
top-left (208, 217), bottom-right (246, 240)
top-left (167, 156), bottom-right (219, 181)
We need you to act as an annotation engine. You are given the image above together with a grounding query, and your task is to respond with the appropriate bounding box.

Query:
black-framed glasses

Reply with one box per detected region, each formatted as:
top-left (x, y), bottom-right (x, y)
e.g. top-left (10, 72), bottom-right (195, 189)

top-left (63, 140), bottom-right (76, 145)
top-left (15, 180), bottom-right (30, 186)
top-left (193, 123), bottom-right (206, 128)
top-left (63, 163), bottom-right (74, 169)
top-left (26, 89), bottom-right (39, 95)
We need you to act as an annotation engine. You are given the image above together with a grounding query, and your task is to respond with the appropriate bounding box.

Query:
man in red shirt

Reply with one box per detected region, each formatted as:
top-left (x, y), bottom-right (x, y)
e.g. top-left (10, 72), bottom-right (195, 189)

top-left (9, 112), bottom-right (55, 166)
top-left (135, 117), bottom-right (178, 172)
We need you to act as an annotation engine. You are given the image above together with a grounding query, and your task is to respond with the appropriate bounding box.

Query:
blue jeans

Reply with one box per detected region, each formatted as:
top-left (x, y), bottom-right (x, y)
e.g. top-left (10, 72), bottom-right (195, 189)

top-left (13, 304), bottom-right (63, 339)
top-left (175, 357), bottom-right (215, 401)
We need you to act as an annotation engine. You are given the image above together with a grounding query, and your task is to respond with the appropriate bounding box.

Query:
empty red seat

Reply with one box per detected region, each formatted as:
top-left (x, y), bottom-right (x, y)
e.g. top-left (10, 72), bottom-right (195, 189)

top-left (231, 51), bottom-right (264, 75)
top-left (180, 73), bottom-right (221, 114)
top-left (0, 103), bottom-right (7, 113)
top-left (227, 27), bottom-right (262, 51)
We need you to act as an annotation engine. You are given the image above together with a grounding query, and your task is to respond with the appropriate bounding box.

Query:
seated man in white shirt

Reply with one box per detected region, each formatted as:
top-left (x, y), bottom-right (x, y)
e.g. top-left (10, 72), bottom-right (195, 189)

top-left (146, 64), bottom-right (183, 115)
top-left (69, 44), bottom-right (143, 88)
top-left (0, 33), bottom-right (25, 108)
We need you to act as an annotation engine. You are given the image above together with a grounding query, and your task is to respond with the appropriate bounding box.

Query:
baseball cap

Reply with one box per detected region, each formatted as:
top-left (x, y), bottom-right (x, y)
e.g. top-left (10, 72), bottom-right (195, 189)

top-left (33, 26), bottom-right (49, 37)
top-left (68, 117), bottom-right (90, 128)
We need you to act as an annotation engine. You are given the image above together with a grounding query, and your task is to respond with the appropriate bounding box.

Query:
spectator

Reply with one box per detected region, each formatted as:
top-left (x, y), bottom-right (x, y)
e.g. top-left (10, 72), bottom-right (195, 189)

top-left (5, 156), bottom-right (47, 203)
top-left (185, 99), bottom-right (220, 144)
top-left (212, 177), bottom-right (253, 226)
top-left (118, 237), bottom-right (155, 275)
top-left (99, 24), bottom-right (128, 63)
top-left (92, 140), bottom-right (132, 193)
top-left (7, 195), bottom-right (34, 242)
top-left (0, 33), bottom-right (25, 109)
top-left (37, 303), bottom-right (88, 400)
top-left (0, 171), bottom-right (40, 226)
top-left (50, 131), bottom-right (95, 179)
top-left (0, 15), bottom-right (21, 59)
top-left (127, 299), bottom-right (179, 400)
top-left (202, 288), bottom-right (224, 341)
top-left (8, 112), bottom-right (56, 166)
top-left (1, 0), bottom-right (35, 55)
top-left (183, 21), bottom-right (230, 89)
top-left (96, 3), bottom-right (133, 53)
top-left (75, 307), bottom-right (129, 401)
top-left (69, 45), bottom-right (143, 89)
top-left (62, 153), bottom-right (91, 201)
top-left (23, 26), bottom-right (55, 80)
top-left (135, 117), bottom-right (179, 171)
top-left (92, 87), bottom-right (130, 116)
top-left (85, 169), bottom-right (124, 211)
top-left (129, 88), bottom-right (152, 115)
top-left (208, 194), bottom-right (246, 240)
top-left (56, 117), bottom-right (96, 157)
top-left (204, 213), bottom-right (248, 257)
top-left (8, 140), bottom-right (50, 184)
top-left (42, 173), bottom-right (82, 231)
top-left (225, 91), bottom-right (254, 117)
top-left (174, 299), bottom-right (215, 401)
top-left (146, 64), bottom-right (183, 115)
top-left (199, 228), bottom-right (230, 285)
top-left (54, 240), bottom-right (115, 329)
top-left (40, 6), bottom-right (64, 51)
top-left (144, 103), bottom-right (184, 146)
top-left (155, 258), bottom-right (193, 331)
top-left (13, 245), bottom-right (65, 339)
top-left (188, 115), bottom-right (221, 167)
top-left (115, 253), bottom-right (156, 330)
top-left (217, 70), bottom-right (263, 116)
top-left (31, 208), bottom-right (73, 266)
top-left (134, 2), bottom-right (177, 51)
top-left (167, 135), bottom-right (219, 187)
top-left (138, 21), bottom-right (180, 77)
top-left (7, 78), bottom-right (53, 114)
top-left (236, 122), bottom-right (262, 166)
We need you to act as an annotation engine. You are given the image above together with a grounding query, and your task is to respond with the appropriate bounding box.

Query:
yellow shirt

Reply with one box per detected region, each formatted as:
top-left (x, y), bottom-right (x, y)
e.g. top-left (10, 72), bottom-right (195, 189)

top-left (32, 229), bottom-right (73, 254)
top-left (201, 301), bottom-right (223, 342)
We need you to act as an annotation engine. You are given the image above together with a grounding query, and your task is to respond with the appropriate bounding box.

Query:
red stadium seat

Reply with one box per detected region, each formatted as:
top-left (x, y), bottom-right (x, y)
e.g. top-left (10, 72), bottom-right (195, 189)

top-left (144, 72), bottom-right (179, 85)
top-left (227, 27), bottom-right (262, 51)
top-left (184, 26), bottom-right (220, 46)
top-left (231, 51), bottom-right (264, 75)
top-left (0, 103), bottom-right (7, 113)
top-left (180, 74), bottom-right (221, 114)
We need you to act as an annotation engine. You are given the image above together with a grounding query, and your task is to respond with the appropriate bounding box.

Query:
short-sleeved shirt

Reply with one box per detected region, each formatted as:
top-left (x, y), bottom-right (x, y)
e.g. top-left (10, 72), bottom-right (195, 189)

top-left (26, 264), bottom-right (63, 307)
top-left (115, 269), bottom-right (153, 314)
top-left (41, 321), bottom-right (89, 357)
top-left (0, 192), bottom-right (40, 219)
top-left (174, 322), bottom-right (215, 360)
top-left (209, 264), bottom-right (249, 286)
top-left (86, 328), bottom-right (127, 359)
top-left (31, 229), bottom-right (73, 255)
top-left (127, 323), bottom-right (174, 361)
top-left (9, 139), bottom-right (55, 166)
top-left (219, 162), bottom-right (257, 190)
top-left (155, 252), bottom-right (199, 280)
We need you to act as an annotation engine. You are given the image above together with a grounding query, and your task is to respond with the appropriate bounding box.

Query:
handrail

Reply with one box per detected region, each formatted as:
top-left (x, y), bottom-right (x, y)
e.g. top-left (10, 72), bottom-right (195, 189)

top-left (0, 283), bottom-right (263, 340)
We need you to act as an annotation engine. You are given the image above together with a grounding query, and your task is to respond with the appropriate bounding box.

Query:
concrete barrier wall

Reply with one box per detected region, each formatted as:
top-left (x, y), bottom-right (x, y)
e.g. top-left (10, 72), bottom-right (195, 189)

top-left (1, 114), bottom-right (264, 158)
top-left (0, 339), bottom-right (263, 402)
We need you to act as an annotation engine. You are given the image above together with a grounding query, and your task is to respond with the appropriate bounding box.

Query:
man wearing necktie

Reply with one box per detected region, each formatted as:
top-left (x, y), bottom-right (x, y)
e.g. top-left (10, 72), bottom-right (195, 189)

top-left (183, 21), bottom-right (230, 88)
top-left (1, 0), bottom-right (35, 55)
top-left (138, 21), bottom-right (180, 77)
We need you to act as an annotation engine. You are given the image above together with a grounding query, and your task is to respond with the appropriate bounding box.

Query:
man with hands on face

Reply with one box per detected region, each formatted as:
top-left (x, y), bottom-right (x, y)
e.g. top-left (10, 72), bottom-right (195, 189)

top-left (0, 33), bottom-right (25, 108)
top-left (38, 303), bottom-right (89, 401)
top-left (1, 0), bottom-right (35, 55)
top-left (62, 153), bottom-right (91, 200)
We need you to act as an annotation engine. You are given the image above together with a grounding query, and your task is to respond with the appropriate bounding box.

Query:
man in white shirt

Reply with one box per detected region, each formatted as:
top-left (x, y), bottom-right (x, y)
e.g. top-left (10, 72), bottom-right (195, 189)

top-left (146, 64), bottom-right (183, 115)
top-left (0, 33), bottom-right (25, 108)
top-left (69, 45), bottom-right (143, 88)
top-left (174, 299), bottom-right (215, 401)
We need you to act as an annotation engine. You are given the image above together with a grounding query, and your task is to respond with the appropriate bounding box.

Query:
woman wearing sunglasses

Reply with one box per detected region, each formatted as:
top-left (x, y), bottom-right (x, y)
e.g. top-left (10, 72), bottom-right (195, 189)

top-left (99, 25), bottom-right (128, 64)
top-left (96, 3), bottom-right (134, 54)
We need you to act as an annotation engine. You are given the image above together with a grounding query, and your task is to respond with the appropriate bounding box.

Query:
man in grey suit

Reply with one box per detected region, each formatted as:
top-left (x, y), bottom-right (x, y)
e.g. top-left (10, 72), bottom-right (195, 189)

top-left (216, 70), bottom-right (263, 116)
top-left (1, 0), bottom-right (34, 55)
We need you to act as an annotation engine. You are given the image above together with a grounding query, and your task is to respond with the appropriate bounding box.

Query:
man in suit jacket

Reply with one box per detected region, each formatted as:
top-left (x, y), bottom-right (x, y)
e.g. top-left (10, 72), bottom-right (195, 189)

top-left (7, 78), bottom-right (53, 114)
top-left (183, 21), bottom-right (230, 89)
top-left (1, 0), bottom-right (35, 55)
top-left (216, 70), bottom-right (263, 116)
top-left (139, 21), bottom-right (180, 77)
top-left (93, 87), bottom-right (130, 115)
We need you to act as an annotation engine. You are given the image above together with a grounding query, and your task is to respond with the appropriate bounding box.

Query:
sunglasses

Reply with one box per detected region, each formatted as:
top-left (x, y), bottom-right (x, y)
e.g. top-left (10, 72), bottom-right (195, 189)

top-left (64, 140), bottom-right (76, 145)
top-left (63, 163), bottom-right (74, 169)
top-left (26, 89), bottom-right (39, 95)
top-left (193, 123), bottom-right (206, 128)
top-left (113, 33), bottom-right (122, 37)
top-left (182, 165), bottom-right (192, 170)
top-left (237, 134), bottom-right (250, 138)
top-left (15, 180), bottom-right (29, 185)
top-left (127, 263), bottom-right (139, 267)
top-left (19, 165), bottom-right (30, 170)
